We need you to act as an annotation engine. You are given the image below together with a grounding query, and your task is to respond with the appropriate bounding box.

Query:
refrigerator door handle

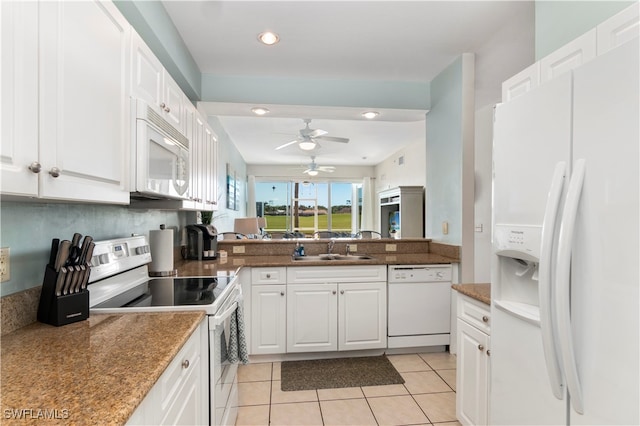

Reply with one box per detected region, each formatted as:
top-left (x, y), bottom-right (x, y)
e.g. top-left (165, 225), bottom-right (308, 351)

top-left (539, 161), bottom-right (567, 400)
top-left (555, 159), bottom-right (586, 414)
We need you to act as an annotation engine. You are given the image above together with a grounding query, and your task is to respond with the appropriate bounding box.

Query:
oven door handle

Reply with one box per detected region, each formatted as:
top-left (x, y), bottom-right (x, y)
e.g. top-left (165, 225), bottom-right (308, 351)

top-left (212, 301), bottom-right (238, 327)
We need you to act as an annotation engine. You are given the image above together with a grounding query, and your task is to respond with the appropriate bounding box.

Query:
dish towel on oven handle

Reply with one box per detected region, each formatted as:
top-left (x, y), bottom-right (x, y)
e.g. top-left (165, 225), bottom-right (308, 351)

top-left (227, 291), bottom-right (249, 364)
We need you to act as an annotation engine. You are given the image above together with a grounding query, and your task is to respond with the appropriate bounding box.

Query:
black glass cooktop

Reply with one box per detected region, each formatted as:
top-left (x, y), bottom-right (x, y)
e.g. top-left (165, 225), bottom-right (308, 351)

top-left (99, 274), bottom-right (235, 308)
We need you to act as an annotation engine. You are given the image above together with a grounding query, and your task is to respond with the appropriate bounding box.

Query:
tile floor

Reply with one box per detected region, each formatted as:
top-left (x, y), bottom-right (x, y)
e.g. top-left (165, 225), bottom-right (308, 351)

top-left (236, 352), bottom-right (461, 426)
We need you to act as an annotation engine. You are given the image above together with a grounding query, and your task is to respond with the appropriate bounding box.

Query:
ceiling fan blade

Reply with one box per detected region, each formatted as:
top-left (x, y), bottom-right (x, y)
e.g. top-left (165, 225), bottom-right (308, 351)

top-left (318, 166), bottom-right (335, 172)
top-left (275, 139), bottom-right (298, 150)
top-left (308, 129), bottom-right (328, 138)
top-left (317, 135), bottom-right (349, 143)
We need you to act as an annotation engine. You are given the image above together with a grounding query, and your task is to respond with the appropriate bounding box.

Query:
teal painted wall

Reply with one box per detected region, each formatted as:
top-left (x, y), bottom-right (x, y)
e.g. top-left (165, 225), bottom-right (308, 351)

top-left (425, 57), bottom-right (464, 244)
top-left (535, 1), bottom-right (634, 59)
top-left (0, 202), bottom-right (186, 296)
top-left (201, 75), bottom-right (430, 110)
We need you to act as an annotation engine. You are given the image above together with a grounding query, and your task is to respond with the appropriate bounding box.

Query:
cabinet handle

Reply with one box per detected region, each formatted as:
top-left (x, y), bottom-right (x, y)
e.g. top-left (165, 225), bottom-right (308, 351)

top-left (182, 359), bottom-right (190, 369)
top-left (482, 316), bottom-right (489, 323)
top-left (28, 161), bottom-right (42, 173)
top-left (266, 274), bottom-right (271, 278)
top-left (478, 344), bottom-right (484, 351)
top-left (49, 167), bottom-right (61, 178)
top-left (487, 350), bottom-right (491, 356)
top-left (340, 290), bottom-right (344, 295)
top-left (160, 102), bottom-right (166, 109)
top-left (332, 290), bottom-right (337, 295)
top-left (165, 106), bottom-right (171, 113)
top-left (280, 291), bottom-right (285, 296)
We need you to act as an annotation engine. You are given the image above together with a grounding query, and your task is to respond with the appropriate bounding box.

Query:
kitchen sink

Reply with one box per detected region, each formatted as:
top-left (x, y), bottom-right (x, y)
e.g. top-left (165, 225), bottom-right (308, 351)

top-left (293, 254), bottom-right (375, 261)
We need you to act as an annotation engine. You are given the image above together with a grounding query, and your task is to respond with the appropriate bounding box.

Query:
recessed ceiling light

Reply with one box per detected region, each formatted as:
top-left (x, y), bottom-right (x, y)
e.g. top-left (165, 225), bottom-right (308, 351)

top-left (362, 111), bottom-right (379, 119)
top-left (299, 141), bottom-right (317, 151)
top-left (251, 107), bottom-right (270, 116)
top-left (258, 32), bottom-right (279, 45)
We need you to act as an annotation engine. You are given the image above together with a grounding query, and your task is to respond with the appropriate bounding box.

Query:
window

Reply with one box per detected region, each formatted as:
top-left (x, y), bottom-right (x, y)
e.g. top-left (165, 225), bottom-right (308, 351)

top-left (255, 180), bottom-right (362, 237)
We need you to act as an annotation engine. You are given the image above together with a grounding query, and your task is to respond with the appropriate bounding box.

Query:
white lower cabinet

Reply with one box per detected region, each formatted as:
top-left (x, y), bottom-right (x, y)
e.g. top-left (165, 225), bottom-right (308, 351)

top-left (456, 294), bottom-right (491, 426)
top-left (287, 283), bottom-right (338, 352)
top-left (338, 281), bottom-right (387, 351)
top-left (251, 284), bottom-right (287, 354)
top-left (249, 265), bottom-right (387, 355)
top-left (127, 319), bottom-right (208, 425)
top-left (286, 266), bottom-right (387, 354)
top-left (249, 267), bottom-right (287, 355)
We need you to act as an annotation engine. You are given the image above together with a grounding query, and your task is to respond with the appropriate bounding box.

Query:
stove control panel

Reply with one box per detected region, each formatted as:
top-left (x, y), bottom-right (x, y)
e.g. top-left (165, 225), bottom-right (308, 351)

top-left (89, 235), bottom-right (151, 283)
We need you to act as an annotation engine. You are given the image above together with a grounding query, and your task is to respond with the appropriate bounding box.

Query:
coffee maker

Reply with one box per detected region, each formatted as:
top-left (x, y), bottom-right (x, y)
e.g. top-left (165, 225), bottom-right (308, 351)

top-left (184, 225), bottom-right (218, 260)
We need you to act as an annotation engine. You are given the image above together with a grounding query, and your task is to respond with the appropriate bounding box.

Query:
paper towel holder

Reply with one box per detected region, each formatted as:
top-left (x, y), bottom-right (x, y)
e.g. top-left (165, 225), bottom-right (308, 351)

top-left (149, 224), bottom-right (178, 277)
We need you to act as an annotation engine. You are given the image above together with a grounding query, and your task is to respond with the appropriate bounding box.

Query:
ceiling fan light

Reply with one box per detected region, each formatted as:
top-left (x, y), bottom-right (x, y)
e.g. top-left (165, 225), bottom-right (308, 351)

top-left (307, 170), bottom-right (319, 176)
top-left (258, 31), bottom-right (279, 45)
top-left (251, 107), bottom-right (269, 116)
top-left (362, 111), bottom-right (379, 119)
top-left (299, 141), bottom-right (317, 151)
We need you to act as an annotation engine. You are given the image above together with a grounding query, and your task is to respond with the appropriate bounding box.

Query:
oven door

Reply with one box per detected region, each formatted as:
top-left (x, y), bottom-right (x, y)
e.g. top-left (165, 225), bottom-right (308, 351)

top-left (209, 284), bottom-right (241, 426)
top-left (134, 118), bottom-right (189, 199)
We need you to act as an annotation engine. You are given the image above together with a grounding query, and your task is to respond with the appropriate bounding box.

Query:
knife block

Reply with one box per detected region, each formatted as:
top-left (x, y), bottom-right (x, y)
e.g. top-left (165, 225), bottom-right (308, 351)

top-left (37, 265), bottom-right (89, 326)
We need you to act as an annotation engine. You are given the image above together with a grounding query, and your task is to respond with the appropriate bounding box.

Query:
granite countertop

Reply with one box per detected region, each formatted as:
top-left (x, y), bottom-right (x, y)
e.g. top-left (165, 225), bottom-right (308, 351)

top-left (174, 252), bottom-right (458, 276)
top-left (1, 311), bottom-right (205, 425)
top-left (452, 283), bottom-right (491, 305)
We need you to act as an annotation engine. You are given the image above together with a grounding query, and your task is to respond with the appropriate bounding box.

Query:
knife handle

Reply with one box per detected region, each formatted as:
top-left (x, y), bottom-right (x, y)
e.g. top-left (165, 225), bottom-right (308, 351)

top-left (81, 262), bottom-right (91, 290)
top-left (62, 267), bottom-right (74, 295)
top-left (55, 267), bottom-right (67, 297)
top-left (49, 238), bottom-right (60, 269)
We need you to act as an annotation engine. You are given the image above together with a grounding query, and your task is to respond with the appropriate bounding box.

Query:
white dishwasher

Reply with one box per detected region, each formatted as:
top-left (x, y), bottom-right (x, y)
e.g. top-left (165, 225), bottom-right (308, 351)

top-left (387, 264), bottom-right (452, 348)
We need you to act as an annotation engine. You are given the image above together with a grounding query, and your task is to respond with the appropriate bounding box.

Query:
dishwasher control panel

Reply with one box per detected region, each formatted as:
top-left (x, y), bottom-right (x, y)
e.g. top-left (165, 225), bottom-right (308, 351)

top-left (388, 265), bottom-right (452, 282)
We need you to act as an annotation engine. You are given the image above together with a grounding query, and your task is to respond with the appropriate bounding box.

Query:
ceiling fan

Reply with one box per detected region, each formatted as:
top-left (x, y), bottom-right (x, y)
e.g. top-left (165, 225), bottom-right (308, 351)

top-left (275, 119), bottom-right (350, 151)
top-left (303, 156), bottom-right (335, 176)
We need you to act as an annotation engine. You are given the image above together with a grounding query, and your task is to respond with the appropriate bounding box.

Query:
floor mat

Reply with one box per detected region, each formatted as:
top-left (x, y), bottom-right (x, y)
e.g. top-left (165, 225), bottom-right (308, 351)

top-left (280, 355), bottom-right (404, 391)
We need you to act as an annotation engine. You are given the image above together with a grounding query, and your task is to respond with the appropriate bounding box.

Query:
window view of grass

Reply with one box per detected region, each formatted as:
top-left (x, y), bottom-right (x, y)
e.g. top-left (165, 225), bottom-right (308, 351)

top-left (257, 181), bottom-right (361, 235)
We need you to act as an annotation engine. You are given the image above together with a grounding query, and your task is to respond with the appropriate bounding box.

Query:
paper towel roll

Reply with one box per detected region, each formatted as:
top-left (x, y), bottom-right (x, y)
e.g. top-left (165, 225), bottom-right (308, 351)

top-left (149, 228), bottom-right (175, 276)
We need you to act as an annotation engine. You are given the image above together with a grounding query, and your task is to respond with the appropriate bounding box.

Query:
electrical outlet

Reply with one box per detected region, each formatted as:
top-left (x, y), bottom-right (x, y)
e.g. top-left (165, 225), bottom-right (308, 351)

top-left (385, 244), bottom-right (397, 252)
top-left (0, 247), bottom-right (10, 283)
top-left (232, 245), bottom-right (245, 254)
top-left (349, 244), bottom-right (357, 252)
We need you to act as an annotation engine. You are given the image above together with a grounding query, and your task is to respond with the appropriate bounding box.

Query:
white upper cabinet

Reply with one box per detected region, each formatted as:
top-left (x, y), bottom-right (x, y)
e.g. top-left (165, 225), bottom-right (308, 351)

top-left (2, 0), bottom-right (130, 204)
top-left (131, 31), bottom-right (185, 135)
top-left (1, 1), bottom-right (39, 197)
top-left (501, 62), bottom-right (540, 102)
top-left (539, 29), bottom-right (597, 83)
top-left (596, 2), bottom-right (639, 55)
top-left (38, 0), bottom-right (130, 204)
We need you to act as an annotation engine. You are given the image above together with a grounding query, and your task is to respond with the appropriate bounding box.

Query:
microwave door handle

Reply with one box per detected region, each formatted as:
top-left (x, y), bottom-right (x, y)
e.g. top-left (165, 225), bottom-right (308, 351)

top-left (212, 301), bottom-right (238, 327)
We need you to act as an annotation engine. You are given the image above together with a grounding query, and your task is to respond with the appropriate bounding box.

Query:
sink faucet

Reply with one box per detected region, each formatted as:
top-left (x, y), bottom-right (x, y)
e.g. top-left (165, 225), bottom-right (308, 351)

top-left (327, 240), bottom-right (335, 254)
top-left (346, 244), bottom-right (351, 256)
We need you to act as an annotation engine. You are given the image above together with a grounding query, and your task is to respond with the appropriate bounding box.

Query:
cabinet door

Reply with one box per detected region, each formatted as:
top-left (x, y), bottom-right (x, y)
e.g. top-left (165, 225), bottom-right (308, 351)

top-left (338, 282), bottom-right (387, 351)
top-left (160, 356), bottom-right (202, 425)
top-left (130, 30), bottom-right (163, 113)
top-left (203, 125), bottom-right (217, 207)
top-left (540, 29), bottom-right (596, 83)
top-left (162, 70), bottom-right (185, 133)
top-left (502, 62), bottom-right (540, 102)
top-left (39, 0), bottom-right (130, 204)
top-left (456, 319), bottom-right (490, 426)
top-left (1, 1), bottom-right (39, 197)
top-left (251, 285), bottom-right (286, 354)
top-left (287, 283), bottom-right (338, 353)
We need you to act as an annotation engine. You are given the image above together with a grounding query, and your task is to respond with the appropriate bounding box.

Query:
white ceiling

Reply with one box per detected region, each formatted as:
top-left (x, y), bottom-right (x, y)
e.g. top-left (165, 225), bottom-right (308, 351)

top-left (161, 1), bottom-right (534, 167)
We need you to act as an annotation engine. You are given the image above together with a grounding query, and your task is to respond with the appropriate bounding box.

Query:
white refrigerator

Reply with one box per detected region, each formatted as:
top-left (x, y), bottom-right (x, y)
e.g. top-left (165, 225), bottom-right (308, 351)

top-left (490, 38), bottom-right (639, 425)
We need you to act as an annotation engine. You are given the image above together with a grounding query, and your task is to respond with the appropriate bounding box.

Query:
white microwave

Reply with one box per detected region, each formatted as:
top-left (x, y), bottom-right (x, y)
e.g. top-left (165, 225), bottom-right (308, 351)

top-left (131, 99), bottom-right (189, 200)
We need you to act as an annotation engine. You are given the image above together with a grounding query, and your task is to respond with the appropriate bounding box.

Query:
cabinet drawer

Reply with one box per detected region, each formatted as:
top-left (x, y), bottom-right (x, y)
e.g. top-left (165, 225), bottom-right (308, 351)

top-left (287, 265), bottom-right (387, 283)
top-left (251, 267), bottom-right (286, 285)
top-left (158, 327), bottom-right (201, 409)
top-left (458, 294), bottom-right (491, 334)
